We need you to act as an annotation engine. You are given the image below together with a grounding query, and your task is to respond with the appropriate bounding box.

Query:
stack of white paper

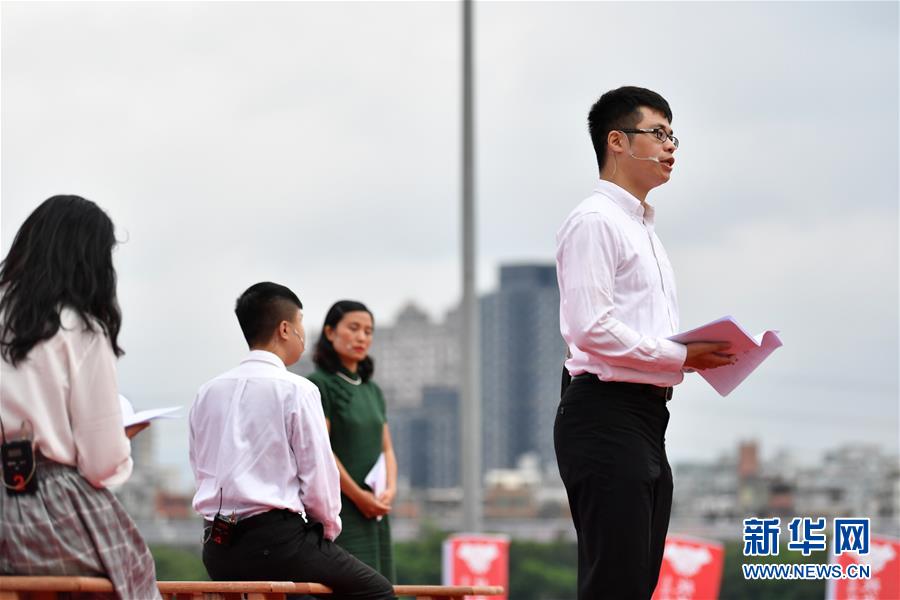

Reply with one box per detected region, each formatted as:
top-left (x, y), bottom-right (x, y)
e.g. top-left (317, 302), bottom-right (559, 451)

top-left (119, 395), bottom-right (181, 428)
top-left (364, 453), bottom-right (387, 522)
top-left (670, 316), bottom-right (783, 397)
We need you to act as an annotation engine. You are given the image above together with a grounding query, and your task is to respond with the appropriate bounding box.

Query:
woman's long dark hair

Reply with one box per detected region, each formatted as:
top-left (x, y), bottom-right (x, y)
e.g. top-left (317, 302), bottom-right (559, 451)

top-left (0, 195), bottom-right (123, 365)
top-left (313, 300), bottom-right (375, 383)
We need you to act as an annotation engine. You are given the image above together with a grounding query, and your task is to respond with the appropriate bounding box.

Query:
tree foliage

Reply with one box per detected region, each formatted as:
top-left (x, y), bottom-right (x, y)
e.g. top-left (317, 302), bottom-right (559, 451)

top-left (150, 545), bottom-right (208, 581)
top-left (719, 541), bottom-right (826, 600)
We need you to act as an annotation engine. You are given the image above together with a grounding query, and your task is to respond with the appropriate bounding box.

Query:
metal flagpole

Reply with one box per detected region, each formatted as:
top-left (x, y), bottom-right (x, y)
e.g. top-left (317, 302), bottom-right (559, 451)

top-left (460, 0), bottom-right (482, 533)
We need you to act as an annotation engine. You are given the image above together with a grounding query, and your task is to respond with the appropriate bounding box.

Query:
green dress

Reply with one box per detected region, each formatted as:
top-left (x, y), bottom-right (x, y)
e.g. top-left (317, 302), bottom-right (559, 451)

top-left (308, 367), bottom-right (395, 581)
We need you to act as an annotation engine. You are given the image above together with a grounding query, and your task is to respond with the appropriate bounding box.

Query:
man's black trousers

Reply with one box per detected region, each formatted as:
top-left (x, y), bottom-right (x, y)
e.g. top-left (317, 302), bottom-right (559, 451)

top-left (202, 509), bottom-right (394, 600)
top-left (554, 373), bottom-right (674, 600)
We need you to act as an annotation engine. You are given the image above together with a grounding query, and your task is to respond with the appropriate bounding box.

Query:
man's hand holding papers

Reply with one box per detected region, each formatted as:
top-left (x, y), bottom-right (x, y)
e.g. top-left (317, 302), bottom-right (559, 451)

top-left (671, 316), bottom-right (783, 396)
top-left (683, 341), bottom-right (737, 370)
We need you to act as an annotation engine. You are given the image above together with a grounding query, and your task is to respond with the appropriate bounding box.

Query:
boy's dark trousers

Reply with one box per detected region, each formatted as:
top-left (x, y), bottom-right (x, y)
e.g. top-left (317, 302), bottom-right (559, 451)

top-left (554, 372), bottom-right (674, 599)
top-left (203, 509), bottom-right (394, 600)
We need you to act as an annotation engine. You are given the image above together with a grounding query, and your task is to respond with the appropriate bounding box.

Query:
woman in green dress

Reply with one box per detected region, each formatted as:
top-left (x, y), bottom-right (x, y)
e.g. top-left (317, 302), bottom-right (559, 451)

top-left (309, 300), bottom-right (398, 582)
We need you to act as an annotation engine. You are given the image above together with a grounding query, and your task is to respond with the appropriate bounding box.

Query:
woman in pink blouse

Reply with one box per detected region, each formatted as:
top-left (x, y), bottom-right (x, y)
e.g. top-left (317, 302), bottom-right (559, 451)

top-left (0, 195), bottom-right (160, 599)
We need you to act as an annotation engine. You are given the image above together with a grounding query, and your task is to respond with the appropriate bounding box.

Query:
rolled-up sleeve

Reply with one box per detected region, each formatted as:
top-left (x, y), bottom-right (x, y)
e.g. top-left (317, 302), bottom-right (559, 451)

top-left (290, 386), bottom-right (342, 540)
top-left (69, 332), bottom-right (132, 488)
top-left (559, 213), bottom-right (686, 372)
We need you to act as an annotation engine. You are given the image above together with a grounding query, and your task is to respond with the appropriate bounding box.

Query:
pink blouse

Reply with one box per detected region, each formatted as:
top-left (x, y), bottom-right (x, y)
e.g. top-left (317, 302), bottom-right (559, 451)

top-left (1, 308), bottom-right (132, 488)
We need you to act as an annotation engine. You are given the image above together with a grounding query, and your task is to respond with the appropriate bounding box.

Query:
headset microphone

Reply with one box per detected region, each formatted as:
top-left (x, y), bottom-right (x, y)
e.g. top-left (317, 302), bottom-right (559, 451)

top-left (629, 151), bottom-right (661, 163)
top-left (624, 136), bottom-right (663, 163)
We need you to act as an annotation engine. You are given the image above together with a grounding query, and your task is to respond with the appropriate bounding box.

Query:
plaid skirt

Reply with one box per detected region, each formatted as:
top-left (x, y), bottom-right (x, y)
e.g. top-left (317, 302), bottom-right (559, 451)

top-left (0, 457), bottom-right (161, 599)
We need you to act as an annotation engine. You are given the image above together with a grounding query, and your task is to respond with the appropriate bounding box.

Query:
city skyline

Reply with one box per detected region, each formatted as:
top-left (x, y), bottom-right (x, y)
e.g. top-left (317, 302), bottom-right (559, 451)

top-left (118, 424), bottom-right (899, 545)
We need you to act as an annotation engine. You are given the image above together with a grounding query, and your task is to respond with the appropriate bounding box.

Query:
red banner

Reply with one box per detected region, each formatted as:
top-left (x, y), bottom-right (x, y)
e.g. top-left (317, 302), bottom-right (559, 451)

top-left (652, 535), bottom-right (725, 600)
top-left (442, 534), bottom-right (509, 600)
top-left (828, 535), bottom-right (900, 600)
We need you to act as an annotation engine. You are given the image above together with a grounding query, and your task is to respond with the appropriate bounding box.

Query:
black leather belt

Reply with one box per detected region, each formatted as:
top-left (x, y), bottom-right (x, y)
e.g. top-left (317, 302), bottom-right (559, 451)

top-left (571, 373), bottom-right (674, 401)
top-left (204, 509), bottom-right (308, 533)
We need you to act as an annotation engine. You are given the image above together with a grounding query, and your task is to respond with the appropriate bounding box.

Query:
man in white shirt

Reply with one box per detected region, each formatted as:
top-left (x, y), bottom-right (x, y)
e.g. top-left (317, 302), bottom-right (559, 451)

top-left (190, 282), bottom-right (394, 600)
top-left (554, 87), bottom-right (735, 599)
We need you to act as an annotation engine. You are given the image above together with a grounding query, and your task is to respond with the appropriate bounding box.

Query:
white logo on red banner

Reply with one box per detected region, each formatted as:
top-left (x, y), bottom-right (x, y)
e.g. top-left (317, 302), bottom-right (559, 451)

top-left (828, 535), bottom-right (900, 600)
top-left (443, 534), bottom-right (509, 600)
top-left (652, 535), bottom-right (725, 600)
top-left (457, 542), bottom-right (501, 575)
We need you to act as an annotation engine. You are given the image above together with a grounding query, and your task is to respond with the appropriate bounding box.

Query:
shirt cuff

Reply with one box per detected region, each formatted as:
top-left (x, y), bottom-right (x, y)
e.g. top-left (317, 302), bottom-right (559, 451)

top-left (325, 516), bottom-right (342, 541)
top-left (96, 456), bottom-right (133, 489)
top-left (657, 338), bottom-right (689, 372)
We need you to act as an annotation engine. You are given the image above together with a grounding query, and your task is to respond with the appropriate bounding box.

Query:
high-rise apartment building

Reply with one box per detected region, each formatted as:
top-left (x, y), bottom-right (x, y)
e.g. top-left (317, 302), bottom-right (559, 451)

top-left (481, 264), bottom-right (565, 472)
top-left (391, 385), bottom-right (460, 489)
top-left (373, 304), bottom-right (460, 410)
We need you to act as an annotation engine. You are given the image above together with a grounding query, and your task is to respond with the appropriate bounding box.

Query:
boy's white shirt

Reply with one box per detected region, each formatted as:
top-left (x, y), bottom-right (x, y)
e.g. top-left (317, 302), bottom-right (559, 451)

top-left (189, 350), bottom-right (342, 540)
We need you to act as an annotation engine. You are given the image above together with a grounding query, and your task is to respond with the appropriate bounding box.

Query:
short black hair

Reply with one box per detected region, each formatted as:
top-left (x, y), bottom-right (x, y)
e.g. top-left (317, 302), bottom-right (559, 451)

top-left (0, 195), bottom-right (122, 365)
top-left (313, 300), bottom-right (375, 383)
top-left (234, 282), bottom-right (303, 348)
top-left (588, 86), bottom-right (673, 171)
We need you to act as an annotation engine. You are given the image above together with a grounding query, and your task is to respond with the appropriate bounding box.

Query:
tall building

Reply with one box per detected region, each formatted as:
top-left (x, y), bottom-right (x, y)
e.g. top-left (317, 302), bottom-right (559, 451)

top-left (391, 385), bottom-right (460, 489)
top-left (375, 306), bottom-right (461, 489)
top-left (481, 264), bottom-right (565, 472)
top-left (373, 303), bottom-right (460, 410)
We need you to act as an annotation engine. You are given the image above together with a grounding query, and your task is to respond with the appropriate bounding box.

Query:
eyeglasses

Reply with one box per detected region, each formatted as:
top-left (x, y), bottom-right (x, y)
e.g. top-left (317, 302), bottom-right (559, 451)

top-left (619, 127), bottom-right (679, 149)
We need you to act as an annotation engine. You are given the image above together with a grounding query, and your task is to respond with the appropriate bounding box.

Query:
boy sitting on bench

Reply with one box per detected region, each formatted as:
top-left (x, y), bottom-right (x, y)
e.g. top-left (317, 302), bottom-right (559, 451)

top-left (189, 282), bottom-right (394, 600)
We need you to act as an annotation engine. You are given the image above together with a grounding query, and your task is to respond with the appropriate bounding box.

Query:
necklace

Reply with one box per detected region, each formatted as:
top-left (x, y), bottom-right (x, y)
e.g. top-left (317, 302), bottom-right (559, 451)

top-left (336, 371), bottom-right (362, 386)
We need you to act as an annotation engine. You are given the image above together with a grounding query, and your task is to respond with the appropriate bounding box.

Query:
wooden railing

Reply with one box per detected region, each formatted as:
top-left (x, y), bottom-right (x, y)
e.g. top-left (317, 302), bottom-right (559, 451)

top-left (0, 576), bottom-right (114, 599)
top-left (0, 576), bottom-right (505, 600)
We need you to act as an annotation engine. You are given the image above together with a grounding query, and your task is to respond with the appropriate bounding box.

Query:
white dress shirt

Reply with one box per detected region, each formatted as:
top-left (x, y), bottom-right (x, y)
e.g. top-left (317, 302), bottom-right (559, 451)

top-left (189, 350), bottom-right (342, 540)
top-left (556, 180), bottom-right (688, 387)
top-left (0, 307), bottom-right (132, 488)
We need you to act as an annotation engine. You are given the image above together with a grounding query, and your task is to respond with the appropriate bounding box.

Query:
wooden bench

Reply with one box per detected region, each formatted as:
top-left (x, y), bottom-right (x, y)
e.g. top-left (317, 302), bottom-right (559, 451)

top-left (0, 577), bottom-right (115, 599)
top-left (0, 576), bottom-right (504, 599)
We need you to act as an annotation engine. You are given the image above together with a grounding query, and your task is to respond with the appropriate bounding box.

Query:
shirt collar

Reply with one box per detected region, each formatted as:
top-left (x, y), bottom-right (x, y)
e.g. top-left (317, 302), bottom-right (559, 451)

top-left (594, 179), bottom-right (656, 225)
top-left (241, 350), bottom-right (287, 370)
top-left (337, 364), bottom-right (362, 382)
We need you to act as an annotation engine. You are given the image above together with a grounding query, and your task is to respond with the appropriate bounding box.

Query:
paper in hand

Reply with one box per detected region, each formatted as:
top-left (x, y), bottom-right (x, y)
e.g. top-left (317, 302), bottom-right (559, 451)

top-left (364, 453), bottom-right (388, 521)
top-left (670, 316), bottom-right (782, 397)
top-left (119, 394), bottom-right (181, 428)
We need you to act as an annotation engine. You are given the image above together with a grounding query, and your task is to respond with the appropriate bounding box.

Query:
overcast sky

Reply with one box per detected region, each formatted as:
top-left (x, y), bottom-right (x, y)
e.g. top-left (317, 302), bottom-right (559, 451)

top-left (2, 1), bottom-right (897, 489)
